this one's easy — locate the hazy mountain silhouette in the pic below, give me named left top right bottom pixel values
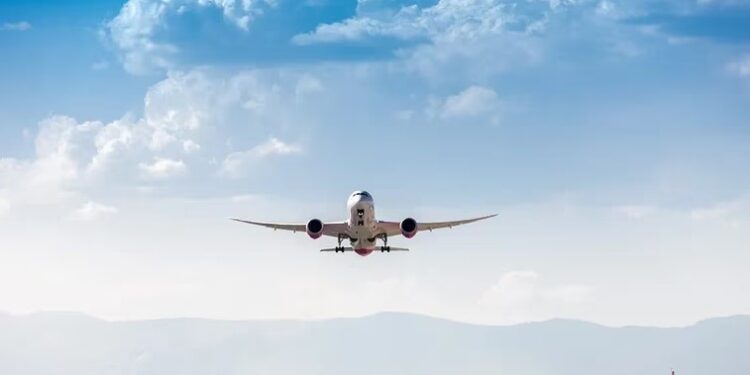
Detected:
left=0, top=312, right=747, bottom=374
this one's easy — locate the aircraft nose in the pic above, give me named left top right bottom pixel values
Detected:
left=349, top=191, right=373, bottom=205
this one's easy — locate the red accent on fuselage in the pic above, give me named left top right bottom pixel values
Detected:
left=355, top=248, right=373, bottom=256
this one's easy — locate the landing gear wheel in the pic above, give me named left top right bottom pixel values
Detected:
left=334, top=234, right=348, bottom=253
left=336, top=234, right=345, bottom=253
left=381, top=234, right=391, bottom=252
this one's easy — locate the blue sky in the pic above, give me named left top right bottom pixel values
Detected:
left=1, top=0, right=749, bottom=326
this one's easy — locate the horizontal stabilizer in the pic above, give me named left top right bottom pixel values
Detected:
left=376, top=246, right=409, bottom=252
left=319, top=247, right=410, bottom=253
left=320, top=247, right=354, bottom=252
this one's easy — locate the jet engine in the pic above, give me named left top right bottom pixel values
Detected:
left=306, top=219, right=324, bottom=239
left=400, top=217, right=417, bottom=238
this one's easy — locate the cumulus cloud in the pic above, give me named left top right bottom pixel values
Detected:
left=106, top=0, right=275, bottom=74
left=403, top=33, right=543, bottom=81
left=101, top=0, right=558, bottom=78
left=88, top=119, right=136, bottom=173
left=293, top=0, right=723, bottom=82
left=69, top=201, right=119, bottom=221
left=294, top=0, right=551, bottom=81
left=0, top=69, right=307, bottom=215
left=0, top=116, right=101, bottom=207
left=293, top=0, right=606, bottom=46
left=139, top=158, right=187, bottom=180
left=293, top=0, right=518, bottom=45
left=221, top=138, right=301, bottom=178
left=1, top=21, right=32, bottom=31
left=293, top=16, right=415, bottom=45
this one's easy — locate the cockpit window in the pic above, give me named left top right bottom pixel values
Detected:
left=353, top=191, right=371, bottom=198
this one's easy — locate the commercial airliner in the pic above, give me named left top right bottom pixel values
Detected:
left=232, top=190, right=496, bottom=256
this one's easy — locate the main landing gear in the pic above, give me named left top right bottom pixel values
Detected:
left=380, top=234, right=391, bottom=252
left=334, top=234, right=346, bottom=252
left=321, top=234, right=407, bottom=253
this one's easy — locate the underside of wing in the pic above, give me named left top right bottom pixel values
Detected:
left=231, top=219, right=349, bottom=238
left=378, top=214, right=497, bottom=237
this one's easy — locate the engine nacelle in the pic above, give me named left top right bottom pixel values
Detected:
left=400, top=217, right=417, bottom=239
left=306, top=219, right=324, bottom=239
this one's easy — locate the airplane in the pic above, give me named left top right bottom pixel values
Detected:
left=232, top=190, right=496, bottom=256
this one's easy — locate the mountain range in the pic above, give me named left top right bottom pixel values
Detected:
left=0, top=312, right=747, bottom=374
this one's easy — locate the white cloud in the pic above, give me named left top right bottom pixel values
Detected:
left=0, top=69, right=314, bottom=214
left=479, top=270, right=594, bottom=324
left=106, top=0, right=275, bottom=74
left=33, top=116, right=98, bottom=183
left=144, top=71, right=215, bottom=133
left=293, top=16, right=408, bottom=45
left=293, top=0, right=591, bottom=46
left=425, top=85, right=504, bottom=124
left=69, top=201, right=119, bottom=221
left=221, top=138, right=301, bottom=178
left=292, top=0, right=659, bottom=83
left=139, top=158, right=187, bottom=180
left=402, top=33, right=543, bottom=82
left=727, top=55, right=750, bottom=78
left=0, top=116, right=100, bottom=207
left=88, top=119, right=136, bottom=173
left=182, top=140, right=201, bottom=153
left=1, top=21, right=32, bottom=31
left=439, top=85, right=499, bottom=119
left=0, top=116, right=146, bottom=208
left=294, top=0, right=514, bottom=45
left=104, top=0, right=177, bottom=74
left=252, top=137, right=302, bottom=157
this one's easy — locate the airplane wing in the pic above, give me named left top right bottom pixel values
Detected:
left=231, top=219, right=349, bottom=238
left=377, top=214, right=497, bottom=237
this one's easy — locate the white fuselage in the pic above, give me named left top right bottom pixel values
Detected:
left=346, top=191, right=378, bottom=255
